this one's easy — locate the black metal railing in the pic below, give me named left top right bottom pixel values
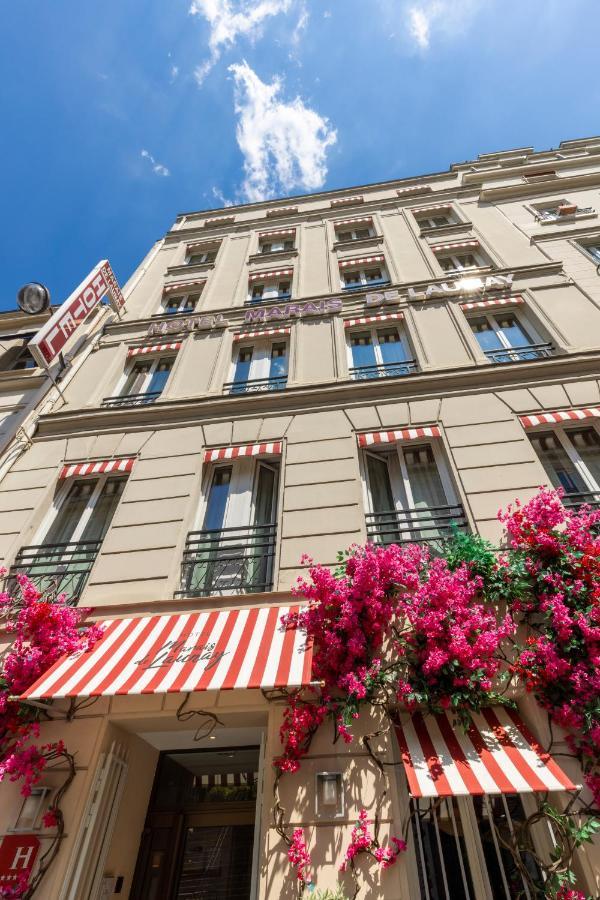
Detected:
left=562, top=491, right=600, bottom=511
left=537, top=206, right=593, bottom=222
left=176, top=523, right=277, bottom=597
left=484, top=343, right=554, bottom=364
left=224, top=376, right=288, bottom=394
left=6, top=541, right=102, bottom=604
left=365, top=504, right=468, bottom=552
left=350, top=360, right=418, bottom=380
left=102, top=391, right=162, bottom=408
left=245, top=293, right=291, bottom=306
left=343, top=280, right=390, bottom=291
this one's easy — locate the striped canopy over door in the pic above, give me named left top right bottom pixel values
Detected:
left=21, top=605, right=312, bottom=700
left=395, top=707, right=576, bottom=797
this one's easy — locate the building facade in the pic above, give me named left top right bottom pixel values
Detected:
left=1, top=136, right=600, bottom=898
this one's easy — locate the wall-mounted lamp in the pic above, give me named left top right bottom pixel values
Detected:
left=315, top=772, right=344, bottom=819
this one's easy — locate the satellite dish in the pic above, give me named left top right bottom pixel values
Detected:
left=17, top=282, right=51, bottom=315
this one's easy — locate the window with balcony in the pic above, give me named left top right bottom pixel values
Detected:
left=159, top=292, right=201, bottom=316
left=103, top=356, right=174, bottom=408
left=533, top=199, right=593, bottom=222
left=529, top=426, right=600, bottom=510
left=8, top=475, right=127, bottom=604
left=179, top=458, right=279, bottom=597
left=363, top=441, right=466, bottom=549
left=248, top=279, right=291, bottom=304
left=226, top=340, right=288, bottom=394
left=468, top=311, right=553, bottom=363
left=347, top=325, right=416, bottom=380
left=341, top=265, right=390, bottom=291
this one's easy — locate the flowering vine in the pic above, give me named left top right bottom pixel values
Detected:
left=0, top=573, right=101, bottom=898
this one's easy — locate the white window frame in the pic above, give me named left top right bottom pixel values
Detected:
left=334, top=224, right=375, bottom=242
left=33, top=474, right=126, bottom=547
left=533, top=423, right=600, bottom=494
left=415, top=211, right=455, bottom=229
left=186, top=248, right=217, bottom=265
left=436, top=248, right=488, bottom=273
left=114, top=354, right=175, bottom=398
left=258, top=237, right=295, bottom=254
left=230, top=339, right=288, bottom=386
left=578, top=241, right=600, bottom=264
left=362, top=440, right=457, bottom=517
left=467, top=309, right=540, bottom=353
left=346, top=324, right=411, bottom=372
left=196, top=457, right=280, bottom=533
left=247, top=278, right=292, bottom=303
left=158, top=292, right=201, bottom=315
left=340, top=264, right=390, bottom=290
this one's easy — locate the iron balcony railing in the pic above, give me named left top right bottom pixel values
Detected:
left=562, top=490, right=600, bottom=511
left=365, top=504, right=468, bottom=551
left=6, top=541, right=102, bottom=605
left=176, top=523, right=277, bottom=598
left=343, top=279, right=390, bottom=291
left=537, top=206, right=593, bottom=222
left=102, top=391, right=162, bottom=408
left=245, top=292, right=291, bottom=306
left=484, top=343, right=554, bottom=364
left=350, top=360, right=418, bottom=380
left=224, top=376, right=288, bottom=395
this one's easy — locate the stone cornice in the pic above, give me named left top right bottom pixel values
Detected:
left=480, top=171, right=600, bottom=202
left=34, top=349, right=600, bottom=441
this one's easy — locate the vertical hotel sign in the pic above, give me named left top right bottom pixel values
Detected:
left=28, top=260, right=125, bottom=368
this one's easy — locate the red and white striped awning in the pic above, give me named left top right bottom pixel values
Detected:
left=163, top=279, right=206, bottom=294
left=21, top=605, right=313, bottom=700
left=266, top=206, right=298, bottom=217
left=233, top=327, right=291, bottom=342
left=358, top=427, right=440, bottom=447
left=397, top=184, right=431, bottom=195
left=344, top=312, right=404, bottom=327
left=60, top=457, right=135, bottom=480
left=431, top=239, right=480, bottom=252
left=410, top=203, right=452, bottom=214
left=249, top=268, right=293, bottom=282
left=258, top=228, right=296, bottom=238
left=204, top=442, right=282, bottom=463
left=127, top=342, right=181, bottom=358
left=339, top=255, right=384, bottom=269
left=394, top=708, right=576, bottom=798
left=460, top=296, right=524, bottom=311
left=204, top=216, right=235, bottom=226
left=331, top=195, right=364, bottom=206
left=186, top=240, right=219, bottom=252
left=520, top=407, right=600, bottom=429
left=334, top=216, right=373, bottom=226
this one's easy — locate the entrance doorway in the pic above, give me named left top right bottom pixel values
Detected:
left=131, top=746, right=260, bottom=900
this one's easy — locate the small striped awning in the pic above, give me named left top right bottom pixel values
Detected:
left=258, top=228, right=296, bottom=238
left=520, top=407, right=600, bottom=429
left=339, top=254, right=384, bottom=269
left=249, top=268, right=293, bottom=282
left=233, top=327, right=291, bottom=341
left=186, top=240, right=219, bottom=252
left=395, top=708, right=576, bottom=798
left=60, top=458, right=135, bottom=479
left=204, top=441, right=282, bottom=463
left=460, top=296, right=524, bottom=311
left=359, top=427, right=440, bottom=447
left=164, top=279, right=206, bottom=294
left=431, top=239, right=480, bottom=252
left=21, top=605, right=313, bottom=700
left=204, top=216, right=235, bottom=226
left=331, top=195, right=364, bottom=206
left=397, top=184, right=431, bottom=195
left=128, top=342, right=181, bottom=358
left=334, top=216, right=373, bottom=226
left=410, top=203, right=452, bottom=214
left=266, top=206, right=298, bottom=217
left=345, top=312, right=404, bottom=328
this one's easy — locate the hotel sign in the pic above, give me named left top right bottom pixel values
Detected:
left=366, top=273, right=514, bottom=308
left=147, top=313, right=229, bottom=337
left=29, top=260, right=125, bottom=367
left=244, top=298, right=342, bottom=324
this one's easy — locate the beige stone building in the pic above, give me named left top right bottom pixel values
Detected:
left=1, top=135, right=600, bottom=898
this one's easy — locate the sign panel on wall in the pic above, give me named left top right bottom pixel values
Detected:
left=0, top=835, right=40, bottom=889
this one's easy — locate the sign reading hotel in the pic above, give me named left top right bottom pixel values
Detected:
left=366, top=273, right=514, bottom=307
left=244, top=298, right=342, bottom=325
left=29, top=260, right=125, bottom=367
left=147, top=313, right=229, bottom=338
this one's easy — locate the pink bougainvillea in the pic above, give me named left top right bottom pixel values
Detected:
left=340, top=809, right=406, bottom=872
left=288, top=828, right=311, bottom=886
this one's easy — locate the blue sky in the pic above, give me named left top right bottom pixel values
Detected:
left=1, top=0, right=599, bottom=311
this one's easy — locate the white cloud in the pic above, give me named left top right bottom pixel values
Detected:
left=291, top=2, right=309, bottom=45
left=402, top=0, right=483, bottom=50
left=190, top=0, right=293, bottom=84
left=212, top=186, right=234, bottom=207
left=408, top=6, right=433, bottom=48
left=141, top=149, right=170, bottom=177
left=170, top=64, right=179, bottom=82
left=229, top=61, right=337, bottom=203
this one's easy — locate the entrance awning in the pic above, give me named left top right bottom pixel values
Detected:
left=394, top=707, right=576, bottom=797
left=21, top=605, right=312, bottom=701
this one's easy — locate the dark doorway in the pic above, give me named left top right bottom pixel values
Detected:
left=131, top=746, right=260, bottom=900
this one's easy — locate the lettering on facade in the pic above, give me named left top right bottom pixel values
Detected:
left=0, top=835, right=40, bottom=887
left=244, top=298, right=342, bottom=325
left=147, top=313, right=229, bottom=338
left=135, top=639, right=229, bottom=672
left=365, top=274, right=515, bottom=308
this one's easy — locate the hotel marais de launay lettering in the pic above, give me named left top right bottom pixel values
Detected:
left=147, top=274, right=516, bottom=338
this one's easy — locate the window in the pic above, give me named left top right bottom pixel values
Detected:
left=414, top=209, right=456, bottom=229
left=10, top=347, right=37, bottom=370
left=579, top=242, right=600, bottom=264
left=258, top=236, right=295, bottom=254
left=530, top=426, right=600, bottom=508
left=10, top=475, right=127, bottom=603
left=160, top=292, right=201, bottom=315
left=533, top=199, right=593, bottom=222
left=348, top=326, right=416, bottom=379
left=104, top=356, right=174, bottom=407
left=0, top=333, right=37, bottom=372
left=334, top=222, right=374, bottom=242
left=227, top=340, right=288, bottom=394
left=181, top=458, right=280, bottom=596
left=436, top=249, right=487, bottom=273
left=363, top=441, right=465, bottom=546
left=248, top=279, right=291, bottom=304
left=341, top=265, right=389, bottom=290
left=468, top=311, right=552, bottom=363
left=187, top=249, right=217, bottom=265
